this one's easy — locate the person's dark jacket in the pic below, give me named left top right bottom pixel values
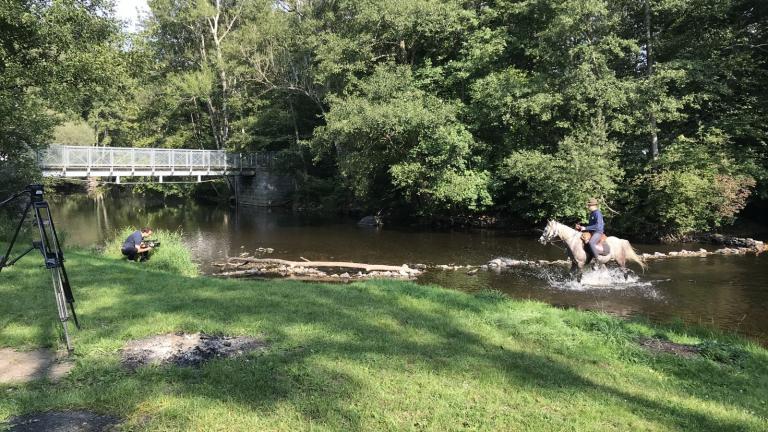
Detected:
left=122, top=230, right=143, bottom=252
left=582, top=210, right=605, bottom=233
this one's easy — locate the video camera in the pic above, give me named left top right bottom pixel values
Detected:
left=141, top=239, right=161, bottom=248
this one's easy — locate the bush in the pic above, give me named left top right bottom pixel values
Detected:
left=626, top=129, right=756, bottom=239
left=497, top=117, right=623, bottom=221
left=698, top=340, right=748, bottom=365
left=104, top=228, right=198, bottom=277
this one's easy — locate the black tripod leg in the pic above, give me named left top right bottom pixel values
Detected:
left=0, top=201, right=31, bottom=270
left=46, top=207, right=80, bottom=329
left=59, top=264, right=80, bottom=329
left=50, top=267, right=73, bottom=352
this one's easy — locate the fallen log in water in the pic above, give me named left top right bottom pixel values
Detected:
left=215, top=256, right=421, bottom=280
left=225, top=257, right=415, bottom=273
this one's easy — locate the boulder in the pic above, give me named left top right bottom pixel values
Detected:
left=357, top=216, right=383, bottom=227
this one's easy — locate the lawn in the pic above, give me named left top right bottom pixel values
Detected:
left=1, top=250, right=767, bottom=431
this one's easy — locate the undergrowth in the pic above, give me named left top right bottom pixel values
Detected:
left=103, top=228, right=198, bottom=277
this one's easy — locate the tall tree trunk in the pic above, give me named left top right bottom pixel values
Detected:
left=288, top=96, right=308, bottom=183
left=208, top=0, right=235, bottom=149
left=205, top=97, right=221, bottom=149
left=645, top=0, right=659, bottom=160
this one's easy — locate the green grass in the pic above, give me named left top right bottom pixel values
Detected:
left=1, top=251, right=767, bottom=431
left=103, top=228, right=198, bottom=277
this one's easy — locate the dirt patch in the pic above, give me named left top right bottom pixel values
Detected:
left=120, top=333, right=266, bottom=370
left=0, top=348, right=74, bottom=384
left=639, top=338, right=700, bottom=358
left=4, top=411, right=120, bottom=432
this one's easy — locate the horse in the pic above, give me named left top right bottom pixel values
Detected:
left=538, top=220, right=646, bottom=281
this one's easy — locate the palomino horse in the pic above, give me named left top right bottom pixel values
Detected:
left=538, top=220, right=645, bottom=281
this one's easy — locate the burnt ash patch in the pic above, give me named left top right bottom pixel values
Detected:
left=5, top=411, right=120, bottom=432
left=120, top=333, right=266, bottom=370
left=639, top=338, right=700, bottom=358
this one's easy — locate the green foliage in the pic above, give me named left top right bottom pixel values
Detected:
left=313, top=66, right=491, bottom=213
left=698, top=339, right=749, bottom=365
left=498, top=118, right=623, bottom=220
left=53, top=120, right=97, bottom=145
left=0, top=0, right=124, bottom=198
left=131, top=181, right=198, bottom=199
left=473, top=288, right=508, bottom=303
left=103, top=228, right=198, bottom=277
left=629, top=129, right=757, bottom=237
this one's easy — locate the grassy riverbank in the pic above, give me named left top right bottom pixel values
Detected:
left=1, top=250, right=767, bottom=431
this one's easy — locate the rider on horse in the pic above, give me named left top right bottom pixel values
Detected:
left=576, top=198, right=604, bottom=258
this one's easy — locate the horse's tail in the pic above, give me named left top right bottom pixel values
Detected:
left=623, top=240, right=646, bottom=272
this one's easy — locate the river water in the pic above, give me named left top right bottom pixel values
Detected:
left=51, top=194, right=768, bottom=344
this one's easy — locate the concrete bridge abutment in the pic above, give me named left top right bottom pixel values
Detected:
left=232, top=170, right=294, bottom=207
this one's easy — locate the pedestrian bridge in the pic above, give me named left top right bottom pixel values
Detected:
left=40, top=144, right=274, bottom=183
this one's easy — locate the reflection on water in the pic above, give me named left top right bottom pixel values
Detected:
left=51, top=194, right=768, bottom=344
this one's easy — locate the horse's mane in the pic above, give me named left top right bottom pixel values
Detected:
left=551, top=220, right=578, bottom=238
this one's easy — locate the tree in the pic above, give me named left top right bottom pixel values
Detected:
left=312, top=66, right=491, bottom=213
left=0, top=0, right=122, bottom=197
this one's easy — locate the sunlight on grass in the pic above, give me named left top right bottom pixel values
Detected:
left=0, top=250, right=766, bottom=431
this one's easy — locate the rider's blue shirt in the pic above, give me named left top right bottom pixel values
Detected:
left=582, top=210, right=604, bottom=233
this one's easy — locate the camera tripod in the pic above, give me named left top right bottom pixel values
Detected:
left=0, top=184, right=80, bottom=351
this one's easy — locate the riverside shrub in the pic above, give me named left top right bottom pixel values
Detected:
left=629, top=130, right=756, bottom=239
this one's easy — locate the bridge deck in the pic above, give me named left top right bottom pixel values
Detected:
left=40, top=145, right=272, bottom=179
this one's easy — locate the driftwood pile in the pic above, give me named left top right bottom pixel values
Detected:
left=215, top=256, right=422, bottom=280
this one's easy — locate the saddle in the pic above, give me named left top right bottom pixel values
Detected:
left=581, top=232, right=611, bottom=256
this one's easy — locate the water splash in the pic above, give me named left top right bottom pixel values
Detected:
left=537, top=267, right=655, bottom=292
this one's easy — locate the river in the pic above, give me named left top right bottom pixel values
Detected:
left=51, top=194, right=768, bottom=344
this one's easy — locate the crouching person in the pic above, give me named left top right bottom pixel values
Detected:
left=121, top=227, right=154, bottom=262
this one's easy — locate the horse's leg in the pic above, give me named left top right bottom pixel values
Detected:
left=584, top=254, right=593, bottom=270
left=576, top=261, right=585, bottom=283
left=569, top=262, right=580, bottom=280
left=615, top=248, right=628, bottom=280
left=597, top=257, right=607, bottom=272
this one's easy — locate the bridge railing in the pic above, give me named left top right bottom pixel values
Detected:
left=41, top=144, right=274, bottom=172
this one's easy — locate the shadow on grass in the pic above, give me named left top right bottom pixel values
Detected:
left=564, top=309, right=768, bottom=418
left=1, top=252, right=767, bottom=430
